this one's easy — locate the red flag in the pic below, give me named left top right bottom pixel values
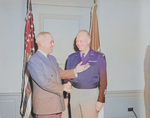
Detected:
left=20, top=0, right=36, bottom=117
left=89, top=4, right=100, bottom=51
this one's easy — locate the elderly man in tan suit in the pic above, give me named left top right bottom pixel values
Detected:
left=28, top=32, right=90, bottom=118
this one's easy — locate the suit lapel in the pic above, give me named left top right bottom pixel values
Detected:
left=48, top=55, right=60, bottom=82
left=74, top=50, right=95, bottom=65
left=81, top=49, right=95, bottom=65
left=76, top=51, right=82, bottom=62
left=37, top=51, right=59, bottom=81
left=87, top=49, right=95, bottom=60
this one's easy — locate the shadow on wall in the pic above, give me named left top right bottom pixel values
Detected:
left=144, top=45, right=150, bottom=118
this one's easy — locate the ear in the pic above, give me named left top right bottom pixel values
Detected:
left=40, top=40, right=45, bottom=47
left=87, top=39, right=91, bottom=44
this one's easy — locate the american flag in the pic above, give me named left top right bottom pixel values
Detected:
left=20, top=0, right=36, bottom=117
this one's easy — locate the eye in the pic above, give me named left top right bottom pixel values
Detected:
left=76, top=40, right=79, bottom=43
left=50, top=41, right=54, bottom=43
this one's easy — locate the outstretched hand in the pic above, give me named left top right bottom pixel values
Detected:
left=75, top=61, right=90, bottom=73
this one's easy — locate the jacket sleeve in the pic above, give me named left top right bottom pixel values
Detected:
left=66, top=56, right=72, bottom=70
left=60, top=68, right=76, bottom=79
left=97, top=54, right=107, bottom=103
left=60, top=56, right=75, bottom=83
left=27, top=57, right=64, bottom=96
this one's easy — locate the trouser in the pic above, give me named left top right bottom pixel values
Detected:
left=70, top=86, right=99, bottom=118
left=34, top=113, right=62, bottom=118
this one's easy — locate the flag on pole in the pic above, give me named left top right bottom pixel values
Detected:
left=89, top=2, right=104, bottom=118
left=89, top=3, right=100, bottom=51
left=20, top=0, right=36, bottom=117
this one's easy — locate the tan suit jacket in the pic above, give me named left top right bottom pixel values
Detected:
left=28, top=51, right=75, bottom=115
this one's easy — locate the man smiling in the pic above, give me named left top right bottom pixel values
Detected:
left=66, top=30, right=107, bottom=118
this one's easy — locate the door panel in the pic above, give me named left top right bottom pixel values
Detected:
left=32, top=3, right=91, bottom=68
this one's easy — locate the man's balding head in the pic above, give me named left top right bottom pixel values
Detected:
left=76, top=30, right=91, bottom=53
left=36, top=32, right=51, bottom=44
left=76, top=30, right=91, bottom=40
left=35, top=32, right=54, bottom=54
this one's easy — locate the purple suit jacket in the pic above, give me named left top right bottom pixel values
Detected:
left=66, top=49, right=107, bottom=103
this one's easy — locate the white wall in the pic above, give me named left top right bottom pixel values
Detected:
left=0, top=0, right=25, bottom=93
left=141, top=0, right=150, bottom=58
left=0, top=0, right=148, bottom=97
left=0, top=0, right=25, bottom=117
left=97, top=0, right=144, bottom=91
left=96, top=0, right=149, bottom=117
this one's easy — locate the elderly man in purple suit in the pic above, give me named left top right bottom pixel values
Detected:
left=27, top=32, right=90, bottom=118
left=66, top=30, right=107, bottom=118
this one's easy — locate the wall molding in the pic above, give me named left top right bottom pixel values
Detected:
left=32, top=0, right=93, bottom=8
left=0, top=93, right=21, bottom=96
left=0, top=93, right=21, bottom=118
left=39, top=14, right=82, bottom=32
left=106, top=90, right=144, bottom=98
left=0, top=89, right=143, bottom=97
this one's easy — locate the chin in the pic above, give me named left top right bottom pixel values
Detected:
left=79, top=48, right=83, bottom=51
left=49, top=50, right=52, bottom=53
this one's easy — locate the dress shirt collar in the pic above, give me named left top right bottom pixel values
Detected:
left=80, top=48, right=90, bottom=57
left=38, top=49, right=47, bottom=58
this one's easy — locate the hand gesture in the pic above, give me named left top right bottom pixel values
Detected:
left=75, top=61, right=90, bottom=73
left=63, top=82, right=72, bottom=93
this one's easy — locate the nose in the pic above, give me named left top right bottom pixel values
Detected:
left=52, top=42, right=55, bottom=47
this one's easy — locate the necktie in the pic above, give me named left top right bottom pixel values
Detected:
left=47, top=54, right=50, bottom=59
left=81, top=53, right=85, bottom=61
left=47, top=54, right=51, bottom=61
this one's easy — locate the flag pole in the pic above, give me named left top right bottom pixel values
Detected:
left=20, top=0, right=36, bottom=117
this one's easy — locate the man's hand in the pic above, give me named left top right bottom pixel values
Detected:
left=75, top=61, right=90, bottom=73
left=95, top=102, right=103, bottom=112
left=63, top=82, right=72, bottom=93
